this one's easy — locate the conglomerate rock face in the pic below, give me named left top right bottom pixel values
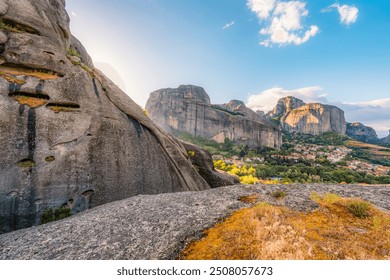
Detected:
left=146, top=85, right=282, bottom=149
left=267, top=96, right=347, bottom=135
left=0, top=0, right=211, bottom=233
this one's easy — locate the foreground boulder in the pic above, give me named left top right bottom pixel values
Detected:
left=181, top=141, right=240, bottom=188
left=0, top=184, right=388, bottom=260
left=146, top=85, right=282, bottom=148
left=0, top=0, right=210, bottom=233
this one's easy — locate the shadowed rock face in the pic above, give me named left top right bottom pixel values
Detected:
left=346, top=122, right=379, bottom=143
left=380, top=131, right=390, bottom=145
left=181, top=141, right=240, bottom=188
left=0, top=0, right=210, bottom=233
left=146, top=85, right=282, bottom=149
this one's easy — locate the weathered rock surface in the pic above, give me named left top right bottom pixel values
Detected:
left=0, top=184, right=388, bottom=260
left=346, top=122, right=379, bottom=143
left=0, top=0, right=210, bottom=233
left=146, top=85, right=282, bottom=148
left=281, top=103, right=347, bottom=135
left=181, top=141, right=240, bottom=188
left=267, top=96, right=347, bottom=135
left=267, top=96, right=305, bottom=118
left=379, top=131, right=390, bottom=145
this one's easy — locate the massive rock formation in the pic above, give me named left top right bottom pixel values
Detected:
left=346, top=122, right=379, bottom=143
left=0, top=0, right=212, bottom=233
left=267, top=96, right=347, bottom=135
left=267, top=96, right=305, bottom=119
left=145, top=85, right=282, bottom=148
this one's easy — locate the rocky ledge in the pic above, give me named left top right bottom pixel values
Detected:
left=0, top=184, right=389, bottom=260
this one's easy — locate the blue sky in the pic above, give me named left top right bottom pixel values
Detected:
left=66, top=0, right=390, bottom=137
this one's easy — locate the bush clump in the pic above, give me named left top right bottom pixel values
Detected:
left=347, top=201, right=371, bottom=218
left=271, top=190, right=287, bottom=199
left=41, top=205, right=71, bottom=224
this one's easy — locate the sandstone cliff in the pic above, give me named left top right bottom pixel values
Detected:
left=268, top=96, right=347, bottom=135
left=267, top=96, right=305, bottom=118
left=346, top=122, right=379, bottom=143
left=146, top=85, right=282, bottom=148
left=0, top=0, right=213, bottom=233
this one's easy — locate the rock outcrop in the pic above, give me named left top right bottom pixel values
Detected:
left=181, top=141, right=240, bottom=188
left=267, top=96, right=347, bottom=135
left=0, top=183, right=388, bottom=260
left=380, top=131, right=390, bottom=145
left=145, top=85, right=282, bottom=148
left=267, top=96, right=305, bottom=118
left=346, top=122, right=379, bottom=143
left=0, top=0, right=211, bottom=233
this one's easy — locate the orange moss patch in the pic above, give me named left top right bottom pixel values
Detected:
left=17, top=159, right=35, bottom=168
left=0, top=71, right=26, bottom=85
left=0, top=65, right=60, bottom=80
left=238, top=195, right=258, bottom=204
left=46, top=103, right=80, bottom=113
left=10, top=93, right=49, bottom=108
left=180, top=195, right=389, bottom=260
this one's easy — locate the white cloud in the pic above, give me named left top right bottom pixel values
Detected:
left=343, top=98, right=390, bottom=109
left=246, top=86, right=328, bottom=112
left=71, top=11, right=78, bottom=17
left=247, top=0, right=319, bottom=47
left=222, top=21, right=235, bottom=30
left=247, top=0, right=277, bottom=20
left=322, top=3, right=359, bottom=26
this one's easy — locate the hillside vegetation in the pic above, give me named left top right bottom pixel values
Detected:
left=176, top=131, right=390, bottom=184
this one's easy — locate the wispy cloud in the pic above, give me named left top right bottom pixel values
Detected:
left=222, top=21, right=235, bottom=30
left=338, top=99, right=390, bottom=137
left=322, top=3, right=359, bottom=26
left=71, top=11, right=78, bottom=17
left=247, top=0, right=319, bottom=47
left=246, top=86, right=328, bottom=112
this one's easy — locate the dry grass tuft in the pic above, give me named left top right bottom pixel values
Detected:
left=46, top=104, right=79, bottom=113
left=238, top=195, right=258, bottom=204
left=180, top=195, right=390, bottom=260
left=271, top=190, right=287, bottom=199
